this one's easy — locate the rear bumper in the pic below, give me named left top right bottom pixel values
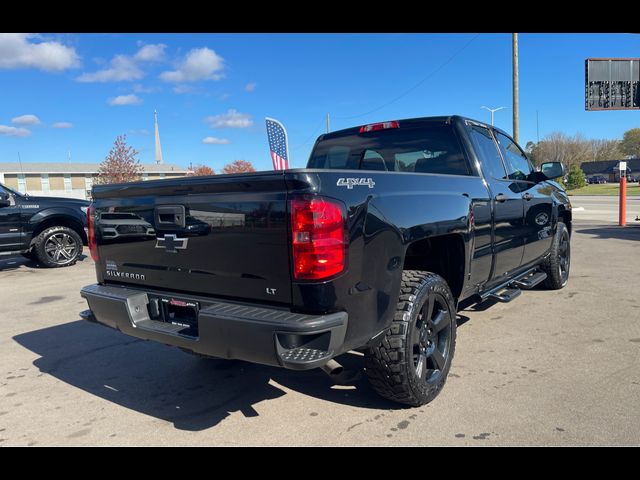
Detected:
left=80, top=283, right=348, bottom=370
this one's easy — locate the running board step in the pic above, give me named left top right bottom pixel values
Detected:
left=488, top=288, right=521, bottom=303
left=279, top=347, right=331, bottom=364
left=511, top=271, right=547, bottom=290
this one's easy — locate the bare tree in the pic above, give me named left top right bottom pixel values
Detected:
left=222, top=160, right=256, bottom=174
left=95, top=135, right=143, bottom=184
left=587, top=138, right=622, bottom=162
left=528, top=132, right=622, bottom=169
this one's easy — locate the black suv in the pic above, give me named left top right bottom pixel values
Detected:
left=0, top=183, right=89, bottom=267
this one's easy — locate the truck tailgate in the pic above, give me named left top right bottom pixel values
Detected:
left=91, top=173, right=291, bottom=305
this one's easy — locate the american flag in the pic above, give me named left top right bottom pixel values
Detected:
left=265, top=117, right=289, bottom=170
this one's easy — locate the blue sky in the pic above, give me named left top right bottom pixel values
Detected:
left=1, top=33, right=639, bottom=171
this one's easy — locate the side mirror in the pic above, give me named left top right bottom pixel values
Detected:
left=539, top=161, right=566, bottom=181
left=0, top=192, right=11, bottom=208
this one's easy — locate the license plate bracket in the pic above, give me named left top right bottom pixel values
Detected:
left=157, top=297, right=199, bottom=337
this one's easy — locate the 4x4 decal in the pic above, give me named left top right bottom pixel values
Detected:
left=336, top=177, right=375, bottom=189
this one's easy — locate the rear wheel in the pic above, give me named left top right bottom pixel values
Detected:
left=33, top=226, right=83, bottom=268
left=364, top=271, right=457, bottom=406
left=540, top=221, right=570, bottom=289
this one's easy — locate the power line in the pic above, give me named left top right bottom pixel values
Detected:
left=290, top=116, right=326, bottom=151
left=333, top=34, right=481, bottom=121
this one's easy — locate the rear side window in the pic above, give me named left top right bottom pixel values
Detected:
left=468, top=124, right=507, bottom=180
left=307, top=124, right=471, bottom=175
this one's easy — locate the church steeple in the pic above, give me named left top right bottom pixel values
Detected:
left=154, top=110, right=163, bottom=165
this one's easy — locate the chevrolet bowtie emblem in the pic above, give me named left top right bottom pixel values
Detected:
left=155, top=234, right=188, bottom=253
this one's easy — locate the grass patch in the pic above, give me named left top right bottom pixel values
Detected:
left=567, top=182, right=640, bottom=196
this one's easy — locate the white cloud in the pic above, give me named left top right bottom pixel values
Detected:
left=134, top=44, right=166, bottom=62
left=77, top=43, right=167, bottom=83
left=129, top=128, right=149, bottom=136
left=11, top=114, right=41, bottom=126
left=77, top=55, right=142, bottom=83
left=0, top=125, right=31, bottom=137
left=202, top=136, right=230, bottom=145
left=52, top=122, right=73, bottom=129
left=206, top=109, right=253, bottom=129
left=0, top=33, right=79, bottom=72
left=173, top=84, right=197, bottom=94
left=108, top=94, right=143, bottom=106
left=132, top=84, right=159, bottom=93
left=245, top=82, right=257, bottom=92
left=160, top=47, right=224, bottom=83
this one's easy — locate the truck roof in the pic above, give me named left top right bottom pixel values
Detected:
left=315, top=115, right=499, bottom=142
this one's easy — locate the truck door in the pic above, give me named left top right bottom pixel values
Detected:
left=466, top=124, right=524, bottom=282
left=494, top=132, right=554, bottom=266
left=0, top=186, right=23, bottom=252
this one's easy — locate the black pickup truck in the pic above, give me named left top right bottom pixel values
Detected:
left=80, top=116, right=571, bottom=406
left=0, top=183, right=88, bottom=267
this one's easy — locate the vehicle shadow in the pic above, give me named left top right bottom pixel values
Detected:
left=0, top=254, right=88, bottom=272
left=14, top=314, right=473, bottom=431
left=575, top=224, right=640, bottom=241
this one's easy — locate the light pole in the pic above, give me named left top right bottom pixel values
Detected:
left=480, top=106, right=506, bottom=126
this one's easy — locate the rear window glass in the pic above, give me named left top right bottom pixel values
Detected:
left=307, top=124, right=471, bottom=175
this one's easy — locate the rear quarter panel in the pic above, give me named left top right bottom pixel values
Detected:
left=285, top=169, right=489, bottom=351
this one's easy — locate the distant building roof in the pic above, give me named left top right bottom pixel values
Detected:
left=580, top=159, right=640, bottom=175
left=0, top=162, right=187, bottom=174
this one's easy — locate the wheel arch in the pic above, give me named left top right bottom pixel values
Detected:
left=29, top=213, right=87, bottom=246
left=402, top=233, right=466, bottom=301
left=558, top=205, right=572, bottom=235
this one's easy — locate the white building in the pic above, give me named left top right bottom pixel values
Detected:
left=0, top=162, right=188, bottom=200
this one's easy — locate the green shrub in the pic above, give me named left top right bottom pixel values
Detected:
left=566, top=165, right=586, bottom=190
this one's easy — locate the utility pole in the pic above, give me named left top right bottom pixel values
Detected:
left=326, top=113, right=330, bottom=133
left=481, top=106, right=506, bottom=126
left=512, top=33, right=519, bottom=143
left=536, top=110, right=539, bottom=143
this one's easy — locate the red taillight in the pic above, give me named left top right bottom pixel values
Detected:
left=359, top=121, right=399, bottom=133
left=290, top=196, right=346, bottom=280
left=87, top=204, right=99, bottom=262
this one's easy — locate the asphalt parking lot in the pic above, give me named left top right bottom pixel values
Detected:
left=1, top=207, right=639, bottom=445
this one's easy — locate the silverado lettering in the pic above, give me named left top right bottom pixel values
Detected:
left=105, top=270, right=146, bottom=280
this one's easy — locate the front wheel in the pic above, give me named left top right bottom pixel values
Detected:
left=540, top=221, right=570, bottom=289
left=33, top=226, right=83, bottom=268
left=364, top=271, right=457, bottom=407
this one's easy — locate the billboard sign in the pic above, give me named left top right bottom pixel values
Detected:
left=585, top=58, right=640, bottom=110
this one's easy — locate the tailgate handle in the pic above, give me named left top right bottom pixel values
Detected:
left=154, top=205, right=186, bottom=229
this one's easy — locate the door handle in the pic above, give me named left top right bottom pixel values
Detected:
left=522, top=193, right=533, bottom=201
left=495, top=193, right=507, bottom=203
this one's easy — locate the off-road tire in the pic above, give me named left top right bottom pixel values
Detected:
left=33, top=226, right=83, bottom=268
left=540, top=221, right=570, bottom=290
left=364, top=270, right=457, bottom=406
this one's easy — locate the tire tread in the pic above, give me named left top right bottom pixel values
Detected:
left=364, top=270, right=457, bottom=406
